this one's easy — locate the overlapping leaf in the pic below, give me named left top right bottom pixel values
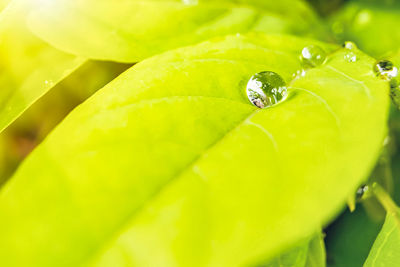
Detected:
left=27, top=0, right=328, bottom=62
left=364, top=211, right=400, bottom=267
left=0, top=0, right=85, bottom=133
left=0, top=33, right=389, bottom=266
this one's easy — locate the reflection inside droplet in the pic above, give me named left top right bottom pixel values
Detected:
left=246, top=71, right=287, bottom=109
left=374, top=60, right=398, bottom=80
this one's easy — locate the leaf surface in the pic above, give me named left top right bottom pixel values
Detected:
left=0, top=33, right=389, bottom=266
left=27, top=0, right=327, bottom=62
left=364, top=211, right=400, bottom=267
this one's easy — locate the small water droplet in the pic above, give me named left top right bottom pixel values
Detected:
left=356, top=184, right=369, bottom=200
left=343, top=41, right=357, bottom=50
left=344, top=52, right=357, bottom=62
left=292, top=69, right=306, bottom=79
left=374, top=60, right=398, bottom=80
left=300, top=45, right=327, bottom=68
left=246, top=71, right=287, bottom=109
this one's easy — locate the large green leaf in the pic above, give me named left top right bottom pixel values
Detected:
left=0, top=33, right=388, bottom=266
left=0, top=0, right=85, bottom=133
left=330, top=1, right=400, bottom=58
left=27, top=0, right=328, bottom=62
left=364, top=211, right=400, bottom=267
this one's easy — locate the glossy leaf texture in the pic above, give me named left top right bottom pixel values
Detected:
left=364, top=211, right=400, bottom=267
left=27, top=0, right=328, bottom=62
left=330, top=1, right=400, bottom=58
left=0, top=33, right=389, bottom=266
left=0, top=0, right=85, bottom=133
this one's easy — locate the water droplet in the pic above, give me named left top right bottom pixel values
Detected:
left=344, top=52, right=357, bottom=62
left=343, top=41, right=357, bottom=50
left=356, top=184, right=369, bottom=200
left=300, top=45, right=327, bottom=68
left=246, top=71, right=287, bottom=109
left=374, top=60, right=398, bottom=80
left=292, top=69, right=306, bottom=79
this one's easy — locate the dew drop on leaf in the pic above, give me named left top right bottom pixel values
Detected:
left=246, top=71, right=287, bottom=109
left=356, top=184, right=369, bottom=200
left=344, top=52, right=357, bottom=63
left=374, top=60, right=399, bottom=80
left=343, top=41, right=357, bottom=50
left=300, top=45, right=327, bottom=68
left=292, top=69, right=306, bottom=80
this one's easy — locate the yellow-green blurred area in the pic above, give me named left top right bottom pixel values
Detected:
left=0, top=60, right=131, bottom=184
left=0, top=1, right=130, bottom=184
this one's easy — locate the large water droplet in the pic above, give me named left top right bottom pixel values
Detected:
left=300, top=45, right=326, bottom=68
left=246, top=71, right=287, bottom=109
left=374, top=60, right=398, bottom=80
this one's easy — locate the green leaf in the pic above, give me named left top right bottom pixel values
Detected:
left=256, top=232, right=325, bottom=267
left=364, top=211, right=400, bottom=267
left=330, top=1, right=400, bottom=58
left=0, top=33, right=388, bottom=266
left=27, top=0, right=328, bottom=62
left=325, top=207, right=383, bottom=267
left=0, top=0, right=85, bottom=133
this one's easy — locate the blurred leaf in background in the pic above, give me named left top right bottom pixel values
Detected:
left=0, top=60, right=131, bottom=185
left=27, top=0, right=330, bottom=62
left=329, top=0, right=400, bottom=58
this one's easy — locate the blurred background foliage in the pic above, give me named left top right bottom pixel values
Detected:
left=1, top=0, right=400, bottom=266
